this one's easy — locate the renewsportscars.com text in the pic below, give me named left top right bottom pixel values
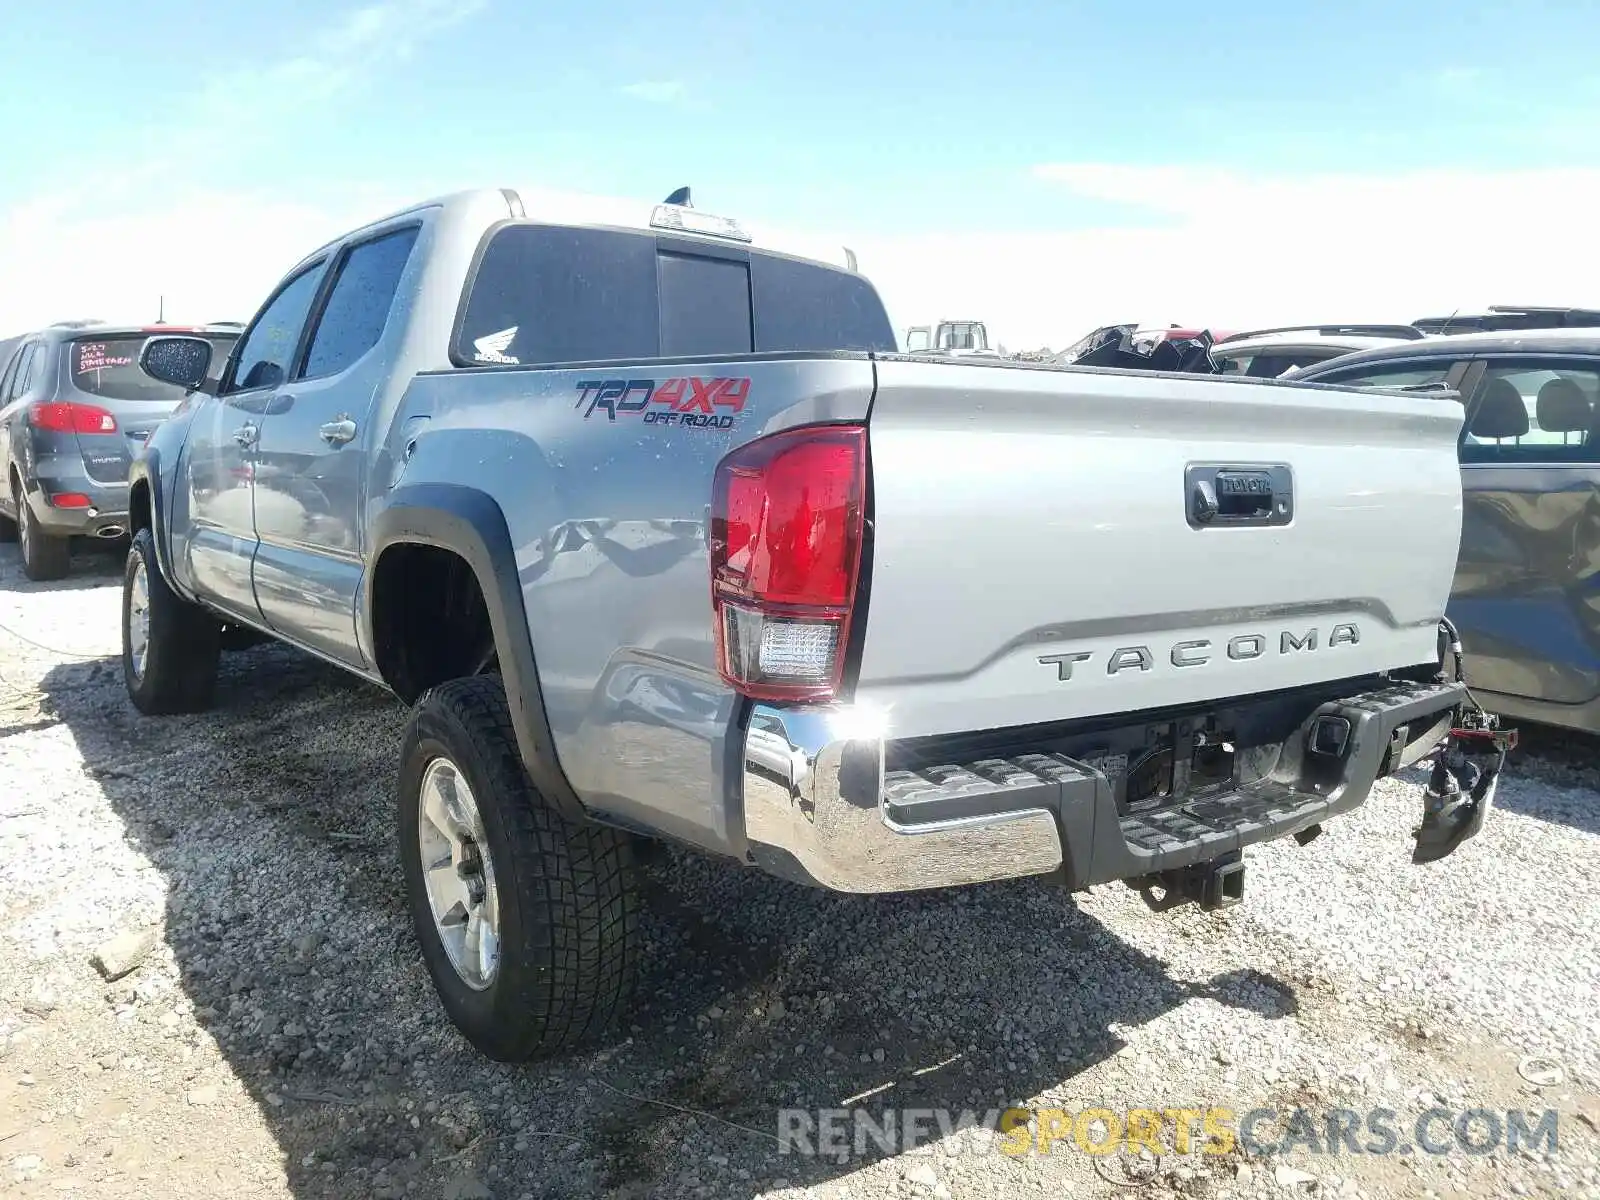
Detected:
left=776, top=1105, right=1561, bottom=1162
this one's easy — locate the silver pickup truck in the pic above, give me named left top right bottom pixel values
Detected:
left=122, top=187, right=1505, bottom=1062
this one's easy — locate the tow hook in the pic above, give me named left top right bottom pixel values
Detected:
left=1134, top=851, right=1245, bottom=913
left=1412, top=709, right=1516, bottom=864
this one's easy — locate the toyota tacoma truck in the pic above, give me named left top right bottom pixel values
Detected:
left=122, top=186, right=1507, bottom=1062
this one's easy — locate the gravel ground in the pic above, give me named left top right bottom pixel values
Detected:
left=1, top=542, right=1598, bottom=1200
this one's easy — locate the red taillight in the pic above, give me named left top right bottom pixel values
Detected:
left=48, top=493, right=91, bottom=509
left=710, top=424, right=867, bottom=702
left=29, top=402, right=118, bottom=435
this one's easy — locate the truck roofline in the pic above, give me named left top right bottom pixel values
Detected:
left=288, top=187, right=860, bottom=282
left=291, top=188, right=517, bottom=273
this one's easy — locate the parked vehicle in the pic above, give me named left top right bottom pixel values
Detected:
left=1411, top=304, right=1600, bottom=336
left=1054, top=324, right=1221, bottom=372
left=124, top=186, right=1499, bottom=1062
left=902, top=319, right=999, bottom=356
left=1296, top=328, right=1600, bottom=734
left=1055, top=323, right=1234, bottom=367
left=0, top=321, right=239, bottom=579
left=1129, top=324, right=1234, bottom=352
left=1211, top=324, right=1428, bottom=378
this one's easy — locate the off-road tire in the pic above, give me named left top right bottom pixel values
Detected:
left=400, top=675, right=641, bottom=1062
left=16, top=484, right=70, bottom=581
left=122, top=527, right=221, bottom=715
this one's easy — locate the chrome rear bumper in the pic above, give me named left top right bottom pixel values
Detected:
left=741, top=704, right=1064, bottom=893
left=740, top=678, right=1468, bottom=895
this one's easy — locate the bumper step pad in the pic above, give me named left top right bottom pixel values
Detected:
left=878, top=677, right=1468, bottom=888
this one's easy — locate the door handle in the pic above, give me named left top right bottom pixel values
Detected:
left=319, top=417, right=357, bottom=445
left=232, top=423, right=258, bottom=448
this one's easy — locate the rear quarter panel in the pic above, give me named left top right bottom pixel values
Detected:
left=383, top=355, right=874, bottom=855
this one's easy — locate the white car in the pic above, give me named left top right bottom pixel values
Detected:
left=1210, top=324, right=1429, bottom=378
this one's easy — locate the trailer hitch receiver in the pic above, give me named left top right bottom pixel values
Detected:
left=1135, top=851, right=1245, bottom=912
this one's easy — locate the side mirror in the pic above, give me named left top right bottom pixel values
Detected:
left=139, top=335, right=213, bottom=392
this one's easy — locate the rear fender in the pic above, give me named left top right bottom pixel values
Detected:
left=128, top=449, right=186, bottom=599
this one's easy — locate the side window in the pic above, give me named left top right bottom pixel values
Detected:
left=225, top=264, right=326, bottom=395
left=300, top=226, right=420, bottom=380
left=8, top=343, right=40, bottom=400
left=1244, top=349, right=1345, bottom=378
left=0, top=345, right=22, bottom=401
left=22, top=342, right=51, bottom=394
left=1461, top=361, right=1600, bottom=464
left=1313, top=361, right=1456, bottom=390
left=1246, top=354, right=1298, bottom=378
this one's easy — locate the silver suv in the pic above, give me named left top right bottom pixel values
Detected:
left=0, top=321, right=238, bottom=580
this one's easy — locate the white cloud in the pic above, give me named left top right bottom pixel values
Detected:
left=845, top=164, right=1600, bottom=350
left=502, top=165, right=1600, bottom=353
left=620, top=80, right=686, bottom=104
left=0, top=188, right=405, bottom=330
left=11, top=51, right=1600, bottom=363
left=189, top=0, right=486, bottom=130
left=0, top=0, right=484, bottom=334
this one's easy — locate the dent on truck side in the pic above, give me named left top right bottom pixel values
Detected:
left=379, top=356, right=877, bottom=860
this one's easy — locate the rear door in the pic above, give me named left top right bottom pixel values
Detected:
left=181, top=263, right=328, bottom=620
left=1446, top=356, right=1600, bottom=711
left=251, top=222, right=420, bottom=666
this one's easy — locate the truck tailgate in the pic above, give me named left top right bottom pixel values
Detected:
left=856, top=359, right=1464, bottom=738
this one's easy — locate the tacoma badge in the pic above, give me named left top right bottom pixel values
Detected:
left=1039, top=623, right=1361, bottom=680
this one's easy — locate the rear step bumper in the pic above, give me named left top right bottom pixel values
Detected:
left=741, top=678, right=1468, bottom=894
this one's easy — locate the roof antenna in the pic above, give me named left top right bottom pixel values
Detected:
left=843, top=246, right=858, bottom=272
left=663, top=186, right=692, bottom=208
left=1438, top=307, right=1459, bottom=336
left=157, top=295, right=165, bottom=325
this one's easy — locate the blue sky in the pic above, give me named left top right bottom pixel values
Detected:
left=4, top=0, right=1600, bottom=344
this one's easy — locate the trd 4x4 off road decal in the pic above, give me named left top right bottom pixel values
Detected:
left=575, top=376, right=750, bottom=428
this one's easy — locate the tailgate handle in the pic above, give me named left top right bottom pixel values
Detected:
left=1186, top=464, right=1293, bottom=529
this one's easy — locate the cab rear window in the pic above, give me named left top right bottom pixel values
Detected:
left=71, top=334, right=237, bottom=402
left=453, top=222, right=895, bottom=368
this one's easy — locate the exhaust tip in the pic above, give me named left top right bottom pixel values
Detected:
left=95, top=525, right=126, bottom=539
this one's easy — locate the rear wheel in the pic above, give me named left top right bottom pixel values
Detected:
left=15, top=483, right=70, bottom=581
left=399, top=675, right=641, bottom=1061
left=122, top=528, right=221, bottom=715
